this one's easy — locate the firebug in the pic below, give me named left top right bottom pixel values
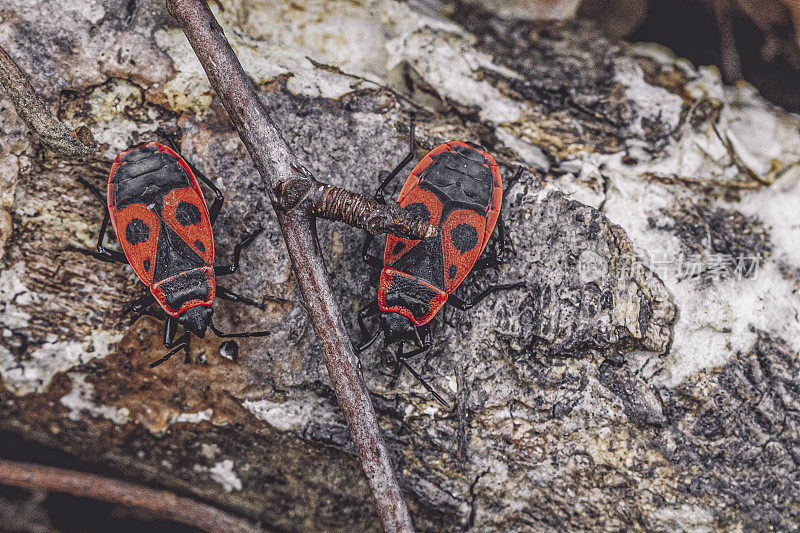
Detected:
left=80, top=136, right=270, bottom=367
left=356, top=116, right=525, bottom=407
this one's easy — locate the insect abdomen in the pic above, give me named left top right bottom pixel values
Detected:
left=151, top=265, right=216, bottom=317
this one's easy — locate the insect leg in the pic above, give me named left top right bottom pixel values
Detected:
left=156, top=127, right=181, bottom=153
left=358, top=300, right=380, bottom=338
left=149, top=316, right=190, bottom=368
left=94, top=210, right=129, bottom=263
left=473, top=216, right=506, bottom=271
left=77, top=178, right=128, bottom=263
left=374, top=112, right=416, bottom=204
left=149, top=338, right=190, bottom=368
left=354, top=300, right=381, bottom=352
left=472, top=165, right=521, bottom=270
left=77, top=177, right=105, bottom=204
left=192, top=165, right=224, bottom=226
left=122, top=294, right=156, bottom=315
left=361, top=233, right=381, bottom=269
left=216, top=285, right=266, bottom=310
left=209, top=322, right=270, bottom=339
left=491, top=165, right=525, bottom=257
left=355, top=328, right=381, bottom=354
left=395, top=344, right=451, bottom=409
left=447, top=282, right=527, bottom=311
left=495, top=214, right=507, bottom=264
left=215, top=227, right=264, bottom=276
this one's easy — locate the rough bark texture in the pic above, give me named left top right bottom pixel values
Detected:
left=1, top=1, right=799, bottom=531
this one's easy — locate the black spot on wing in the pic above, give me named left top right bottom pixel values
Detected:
left=125, top=218, right=149, bottom=245
left=176, top=201, right=202, bottom=226
left=385, top=274, right=437, bottom=320
left=448, top=264, right=457, bottom=279
left=392, top=241, right=406, bottom=255
left=143, top=258, right=151, bottom=272
left=152, top=221, right=205, bottom=283
left=451, top=223, right=478, bottom=254
left=195, top=240, right=205, bottom=252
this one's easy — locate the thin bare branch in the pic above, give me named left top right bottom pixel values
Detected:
left=164, top=1, right=415, bottom=532
left=0, top=459, right=266, bottom=533
left=305, top=170, right=437, bottom=239
left=275, top=162, right=435, bottom=238
left=0, top=45, right=96, bottom=157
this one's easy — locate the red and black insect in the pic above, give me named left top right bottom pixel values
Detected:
left=356, top=117, right=524, bottom=406
left=80, top=137, right=269, bottom=367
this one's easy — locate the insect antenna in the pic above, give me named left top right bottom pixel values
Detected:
left=354, top=328, right=381, bottom=353
left=77, top=177, right=106, bottom=204
left=506, top=165, right=526, bottom=189
left=148, top=342, right=188, bottom=368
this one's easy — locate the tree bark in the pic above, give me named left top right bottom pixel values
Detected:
left=1, top=1, right=799, bottom=531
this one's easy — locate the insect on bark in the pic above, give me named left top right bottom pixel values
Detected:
left=80, top=137, right=272, bottom=367
left=356, top=116, right=525, bottom=407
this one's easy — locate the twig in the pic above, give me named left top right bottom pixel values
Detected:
left=164, top=1, right=415, bottom=532
left=711, top=123, right=771, bottom=186
left=307, top=171, right=436, bottom=238
left=0, top=45, right=96, bottom=157
left=641, top=171, right=762, bottom=190
left=0, top=459, right=266, bottom=533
